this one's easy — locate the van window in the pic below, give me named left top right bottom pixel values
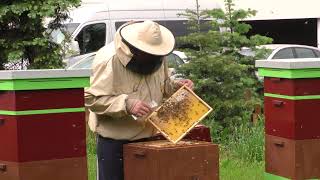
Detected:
left=158, top=20, right=211, bottom=48
left=115, top=20, right=211, bottom=49
left=115, top=20, right=191, bottom=36
left=75, top=23, right=106, bottom=55
left=294, top=47, right=317, bottom=58
left=166, top=53, right=184, bottom=69
left=115, top=20, right=211, bottom=37
left=65, top=23, right=80, bottom=34
left=115, top=21, right=127, bottom=30
left=272, top=48, right=295, bottom=59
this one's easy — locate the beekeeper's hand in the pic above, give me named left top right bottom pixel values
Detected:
left=177, top=79, right=194, bottom=89
left=126, top=99, right=152, bottom=117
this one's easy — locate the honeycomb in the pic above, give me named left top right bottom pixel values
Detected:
left=146, top=86, right=212, bottom=144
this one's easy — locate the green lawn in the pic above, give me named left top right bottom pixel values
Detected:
left=87, top=154, right=97, bottom=180
left=87, top=129, right=97, bottom=180
left=220, top=155, right=264, bottom=180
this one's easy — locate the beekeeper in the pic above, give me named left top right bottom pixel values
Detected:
left=85, top=20, right=193, bottom=180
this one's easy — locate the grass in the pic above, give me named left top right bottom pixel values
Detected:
left=223, top=119, right=265, bottom=162
left=220, top=155, right=264, bottom=180
left=86, top=119, right=265, bottom=180
left=86, top=127, right=97, bottom=180
left=88, top=154, right=97, bottom=180
left=219, top=118, right=265, bottom=180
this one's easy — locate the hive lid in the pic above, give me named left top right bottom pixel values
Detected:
left=128, top=140, right=212, bottom=149
left=0, top=69, right=91, bottom=80
left=0, top=69, right=91, bottom=90
left=146, top=86, right=213, bottom=144
left=255, top=58, right=320, bottom=69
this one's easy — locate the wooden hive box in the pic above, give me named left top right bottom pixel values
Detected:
left=0, top=157, right=87, bottom=180
left=266, top=135, right=320, bottom=179
left=264, top=77, right=320, bottom=96
left=124, top=140, right=219, bottom=180
left=146, top=86, right=213, bottom=143
left=256, top=60, right=320, bottom=139
left=0, top=112, right=86, bottom=162
left=264, top=96, right=320, bottom=140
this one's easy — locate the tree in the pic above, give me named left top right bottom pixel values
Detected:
left=0, top=0, right=80, bottom=70
left=177, top=0, right=272, bottom=140
left=177, top=0, right=211, bottom=50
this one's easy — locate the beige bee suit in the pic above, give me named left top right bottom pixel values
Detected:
left=85, top=30, right=177, bottom=141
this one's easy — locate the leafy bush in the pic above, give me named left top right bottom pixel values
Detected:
left=177, top=0, right=271, bottom=143
left=0, top=0, right=80, bottom=69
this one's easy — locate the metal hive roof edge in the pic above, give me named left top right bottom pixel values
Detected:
left=255, top=59, right=320, bottom=69
left=0, top=69, right=91, bottom=80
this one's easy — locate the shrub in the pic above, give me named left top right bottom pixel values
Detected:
left=0, top=0, right=80, bottom=69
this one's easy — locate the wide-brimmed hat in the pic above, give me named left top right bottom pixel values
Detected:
left=120, top=20, right=175, bottom=56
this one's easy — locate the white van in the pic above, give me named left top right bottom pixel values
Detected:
left=51, top=0, right=221, bottom=62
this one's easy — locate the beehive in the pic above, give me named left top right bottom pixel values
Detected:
left=256, top=59, right=320, bottom=180
left=0, top=69, right=90, bottom=180
left=146, top=86, right=212, bottom=143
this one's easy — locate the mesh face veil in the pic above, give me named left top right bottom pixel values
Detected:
left=120, top=26, right=164, bottom=75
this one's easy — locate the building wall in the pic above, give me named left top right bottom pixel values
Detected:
left=216, top=0, right=320, bottom=47
left=80, top=0, right=320, bottom=20
left=81, top=0, right=103, bottom=4
left=217, top=0, right=320, bottom=20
